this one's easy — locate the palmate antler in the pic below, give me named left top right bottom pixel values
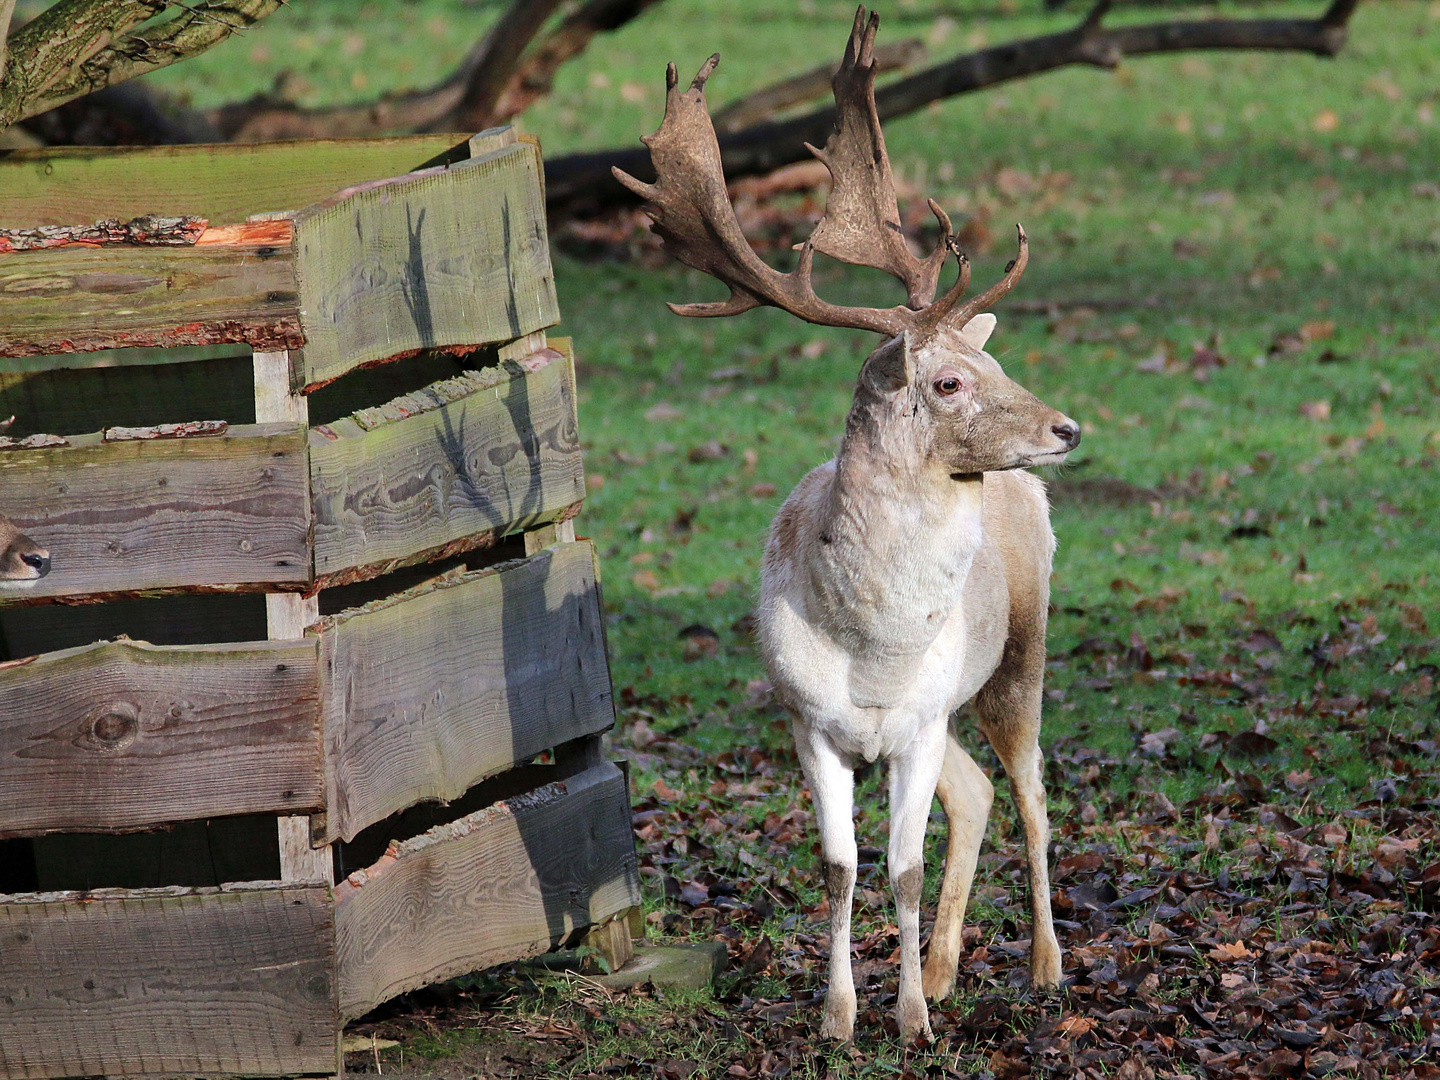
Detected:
left=612, top=5, right=1028, bottom=341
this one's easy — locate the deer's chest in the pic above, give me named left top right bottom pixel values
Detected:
left=770, top=586, right=975, bottom=764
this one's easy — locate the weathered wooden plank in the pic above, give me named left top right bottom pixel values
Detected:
left=307, top=342, right=583, bottom=588
left=317, top=540, right=615, bottom=845
left=0, top=882, right=338, bottom=1079
left=0, top=134, right=470, bottom=229
left=0, top=239, right=302, bottom=358
left=334, top=761, right=640, bottom=1018
left=0, top=637, right=321, bottom=838
left=292, top=140, right=559, bottom=389
left=0, top=423, right=310, bottom=603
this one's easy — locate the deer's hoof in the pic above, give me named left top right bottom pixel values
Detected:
left=1031, top=946, right=1063, bottom=990
left=820, top=1003, right=855, bottom=1042
left=920, top=960, right=955, bottom=1003
left=896, top=992, right=933, bottom=1043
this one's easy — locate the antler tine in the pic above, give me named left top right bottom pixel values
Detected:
left=936, top=224, right=1030, bottom=333
left=807, top=6, right=951, bottom=310
left=614, top=52, right=920, bottom=338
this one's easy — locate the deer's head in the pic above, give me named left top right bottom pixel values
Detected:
left=614, top=6, right=1080, bottom=477
left=0, top=516, right=50, bottom=586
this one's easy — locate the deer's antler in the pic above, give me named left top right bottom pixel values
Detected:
left=613, top=6, right=1027, bottom=342
left=613, top=56, right=915, bottom=336
left=807, top=7, right=952, bottom=311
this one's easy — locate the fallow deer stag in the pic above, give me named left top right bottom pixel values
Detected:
left=616, top=7, right=1080, bottom=1041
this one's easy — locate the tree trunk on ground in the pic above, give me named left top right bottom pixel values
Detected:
left=544, top=0, right=1360, bottom=216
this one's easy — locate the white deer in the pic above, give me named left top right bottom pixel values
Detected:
left=616, top=7, right=1079, bottom=1041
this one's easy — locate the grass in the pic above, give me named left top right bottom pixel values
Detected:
left=135, top=0, right=1440, bottom=1074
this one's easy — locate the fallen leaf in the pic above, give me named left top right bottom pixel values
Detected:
left=678, top=623, right=721, bottom=661
left=1208, top=940, right=1255, bottom=961
left=644, top=402, right=684, bottom=422
left=688, top=440, right=728, bottom=463
left=1055, top=1014, right=1095, bottom=1039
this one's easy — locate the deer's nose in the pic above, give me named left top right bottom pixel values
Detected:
left=22, top=552, right=50, bottom=578
left=1051, top=419, right=1081, bottom=450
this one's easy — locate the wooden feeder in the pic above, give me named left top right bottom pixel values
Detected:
left=0, top=128, right=640, bottom=1079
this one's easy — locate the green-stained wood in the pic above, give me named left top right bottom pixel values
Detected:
left=0, top=637, right=322, bottom=838
left=317, top=541, right=615, bottom=845
left=0, top=423, right=310, bottom=603
left=0, top=882, right=339, bottom=1079
left=0, top=240, right=302, bottom=358
left=307, top=341, right=583, bottom=587
left=293, top=140, right=559, bottom=389
left=0, top=135, right=471, bottom=229
left=334, top=761, right=640, bottom=1019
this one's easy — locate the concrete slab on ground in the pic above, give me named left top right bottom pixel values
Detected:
left=593, top=942, right=727, bottom=992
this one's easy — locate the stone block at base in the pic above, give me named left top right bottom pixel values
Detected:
left=593, top=943, right=727, bottom=992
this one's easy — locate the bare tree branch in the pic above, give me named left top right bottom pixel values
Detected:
left=208, top=0, right=662, bottom=143
left=544, top=0, right=1364, bottom=216
left=0, top=0, right=284, bottom=132
left=711, top=36, right=925, bottom=134
left=424, top=0, right=568, bottom=133
left=487, top=0, right=666, bottom=125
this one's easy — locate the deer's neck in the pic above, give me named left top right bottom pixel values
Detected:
left=806, top=435, right=984, bottom=708
left=822, top=449, right=984, bottom=609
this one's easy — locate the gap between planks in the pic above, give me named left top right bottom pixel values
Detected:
left=255, top=348, right=333, bottom=888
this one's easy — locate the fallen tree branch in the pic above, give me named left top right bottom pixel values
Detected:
left=209, top=0, right=662, bottom=142
left=543, top=0, right=1362, bottom=216
left=424, top=0, right=567, bottom=133
left=487, top=0, right=667, bottom=125
left=0, top=0, right=284, bottom=132
left=711, top=36, right=925, bottom=134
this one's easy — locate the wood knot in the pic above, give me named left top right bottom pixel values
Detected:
left=86, top=703, right=138, bottom=751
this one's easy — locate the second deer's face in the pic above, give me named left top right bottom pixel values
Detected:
left=0, top=518, right=51, bottom=586
left=854, top=317, right=1080, bottom=475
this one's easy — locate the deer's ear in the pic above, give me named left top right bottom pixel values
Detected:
left=958, top=313, right=996, bottom=351
left=860, top=333, right=911, bottom=395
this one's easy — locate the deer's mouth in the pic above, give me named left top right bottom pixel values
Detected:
left=1024, top=449, right=1076, bottom=467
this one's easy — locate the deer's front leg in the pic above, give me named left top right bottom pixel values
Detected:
left=888, top=721, right=947, bottom=1041
left=794, top=728, right=857, bottom=1040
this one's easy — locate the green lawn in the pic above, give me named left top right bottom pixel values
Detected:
left=150, top=1, right=1440, bottom=1075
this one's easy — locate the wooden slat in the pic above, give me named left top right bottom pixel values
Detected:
left=0, top=239, right=302, bottom=359
left=334, top=761, right=640, bottom=1019
left=307, top=341, right=583, bottom=588
left=0, top=882, right=338, bottom=1079
left=0, top=135, right=471, bottom=229
left=0, top=637, right=321, bottom=838
left=292, top=140, right=559, bottom=388
left=0, top=423, right=310, bottom=603
left=317, top=540, right=615, bottom=845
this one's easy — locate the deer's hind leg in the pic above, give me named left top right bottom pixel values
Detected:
left=921, top=733, right=992, bottom=1002
left=975, top=631, right=1063, bottom=989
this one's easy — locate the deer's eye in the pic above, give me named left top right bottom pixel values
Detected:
left=934, top=375, right=963, bottom=397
